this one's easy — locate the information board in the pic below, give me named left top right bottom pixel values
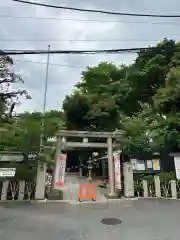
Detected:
left=0, top=168, right=16, bottom=177
left=152, top=159, right=160, bottom=171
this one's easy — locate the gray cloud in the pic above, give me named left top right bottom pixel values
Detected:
left=1, top=0, right=180, bottom=112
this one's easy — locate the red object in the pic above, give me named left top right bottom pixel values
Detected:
left=57, top=154, right=67, bottom=161
left=55, top=181, right=64, bottom=187
left=78, top=184, right=96, bottom=202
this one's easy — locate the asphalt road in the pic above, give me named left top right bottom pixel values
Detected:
left=0, top=199, right=180, bottom=240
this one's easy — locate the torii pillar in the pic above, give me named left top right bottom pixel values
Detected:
left=107, top=137, right=115, bottom=196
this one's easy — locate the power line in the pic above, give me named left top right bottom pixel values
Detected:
left=0, top=39, right=168, bottom=43
left=14, top=59, right=81, bottom=68
left=0, top=45, right=178, bottom=56
left=0, top=49, right=135, bottom=56
left=13, top=0, right=180, bottom=18
left=1, top=15, right=180, bottom=25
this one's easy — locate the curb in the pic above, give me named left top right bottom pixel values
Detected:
left=0, top=197, right=180, bottom=204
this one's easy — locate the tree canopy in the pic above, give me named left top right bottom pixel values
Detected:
left=0, top=55, right=30, bottom=122
left=63, top=39, right=180, bottom=155
left=2, top=39, right=180, bottom=160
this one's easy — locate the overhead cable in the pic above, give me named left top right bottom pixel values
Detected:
left=0, top=39, right=168, bottom=43
left=14, top=59, right=81, bottom=68
left=1, top=15, right=180, bottom=25
left=12, top=0, right=180, bottom=18
left=0, top=45, right=178, bottom=56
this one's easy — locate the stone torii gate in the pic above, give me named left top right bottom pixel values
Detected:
left=53, top=130, right=123, bottom=196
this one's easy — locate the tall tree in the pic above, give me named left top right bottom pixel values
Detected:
left=0, top=55, right=30, bottom=122
left=63, top=39, right=180, bottom=155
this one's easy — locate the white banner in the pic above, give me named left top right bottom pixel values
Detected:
left=114, top=154, right=121, bottom=189
left=54, top=153, right=67, bottom=189
left=174, top=157, right=180, bottom=179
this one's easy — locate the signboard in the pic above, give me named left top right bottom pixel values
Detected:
left=137, top=160, right=145, bottom=171
left=54, top=153, right=67, bottom=189
left=114, top=154, right=121, bottom=189
left=174, top=157, right=180, bottom=179
left=0, top=168, right=16, bottom=177
left=152, top=159, right=160, bottom=171
left=0, top=154, right=23, bottom=162
left=146, top=160, right=153, bottom=169
left=131, top=159, right=138, bottom=170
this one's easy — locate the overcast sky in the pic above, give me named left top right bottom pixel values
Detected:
left=1, top=0, right=180, bottom=113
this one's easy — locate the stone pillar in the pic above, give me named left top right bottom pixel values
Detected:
left=107, top=137, right=115, bottom=196
left=123, top=162, right=134, bottom=198
left=35, top=163, right=47, bottom=200
left=171, top=180, right=177, bottom=199
left=143, top=180, right=148, bottom=198
left=1, top=181, right=9, bottom=201
left=18, top=181, right=25, bottom=200
left=52, top=136, right=62, bottom=190
left=154, top=175, right=161, bottom=197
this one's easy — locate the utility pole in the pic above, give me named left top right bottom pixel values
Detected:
left=40, top=45, right=50, bottom=152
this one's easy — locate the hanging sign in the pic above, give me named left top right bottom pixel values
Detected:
left=54, top=153, right=67, bottom=189
left=114, top=154, right=121, bottom=189
left=174, top=156, right=180, bottom=179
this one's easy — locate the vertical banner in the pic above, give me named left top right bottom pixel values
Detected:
left=54, top=153, right=67, bottom=189
left=114, top=154, right=121, bottom=190
left=174, top=156, right=180, bottom=179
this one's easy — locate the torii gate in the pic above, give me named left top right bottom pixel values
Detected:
left=53, top=130, right=123, bottom=196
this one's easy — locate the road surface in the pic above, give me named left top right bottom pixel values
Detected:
left=0, top=199, right=180, bottom=240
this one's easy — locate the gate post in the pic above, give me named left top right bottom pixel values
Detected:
left=35, top=163, right=47, bottom=200
left=107, top=137, right=115, bottom=196
left=52, top=136, right=62, bottom=190
left=123, top=162, right=134, bottom=198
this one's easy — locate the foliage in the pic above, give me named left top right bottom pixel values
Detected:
left=63, top=39, right=180, bottom=155
left=0, top=110, right=64, bottom=152
left=0, top=55, right=30, bottom=122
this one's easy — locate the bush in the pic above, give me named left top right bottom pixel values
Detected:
left=134, top=172, right=177, bottom=182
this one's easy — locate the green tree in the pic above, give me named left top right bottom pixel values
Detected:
left=0, top=55, right=30, bottom=122
left=63, top=39, right=180, bottom=155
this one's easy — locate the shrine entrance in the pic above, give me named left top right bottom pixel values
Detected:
left=53, top=130, right=123, bottom=196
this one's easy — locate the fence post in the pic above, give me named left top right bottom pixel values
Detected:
left=18, top=181, right=25, bottom=200
left=35, top=163, right=47, bottom=200
left=1, top=181, right=9, bottom=201
left=143, top=180, right=148, bottom=198
left=123, top=162, right=134, bottom=198
left=170, top=180, right=177, bottom=199
left=154, top=175, right=161, bottom=197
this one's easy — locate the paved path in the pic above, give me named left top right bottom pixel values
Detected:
left=63, top=173, right=107, bottom=202
left=1, top=199, right=180, bottom=240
